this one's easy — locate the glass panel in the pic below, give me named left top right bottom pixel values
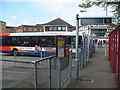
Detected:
left=28, top=28, right=32, bottom=31
left=29, top=36, right=39, bottom=47
left=70, top=36, right=75, bottom=45
left=58, top=27, right=61, bottom=31
left=62, top=27, right=66, bottom=31
left=45, top=27, right=49, bottom=31
left=49, top=27, right=53, bottom=31
left=16, top=36, right=30, bottom=46
left=54, top=27, right=57, bottom=31
left=2, top=36, right=12, bottom=46
left=24, top=28, right=26, bottom=31
left=34, top=28, right=37, bottom=31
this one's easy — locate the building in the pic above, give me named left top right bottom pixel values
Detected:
left=38, top=18, right=75, bottom=32
left=6, top=26, right=18, bottom=33
left=91, top=26, right=108, bottom=37
left=0, top=21, right=6, bottom=33
left=2, top=18, right=75, bottom=33
left=16, top=25, right=44, bottom=33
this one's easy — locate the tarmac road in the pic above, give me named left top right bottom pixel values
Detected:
left=1, top=54, right=50, bottom=88
left=1, top=53, right=72, bottom=89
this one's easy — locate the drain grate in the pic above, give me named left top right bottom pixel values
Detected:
left=77, top=78, right=94, bottom=82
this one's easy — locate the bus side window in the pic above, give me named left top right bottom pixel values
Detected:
left=2, top=36, right=12, bottom=46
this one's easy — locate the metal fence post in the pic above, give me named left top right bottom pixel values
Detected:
left=87, top=25, right=90, bottom=61
left=14, top=51, right=17, bottom=66
left=49, top=58, right=52, bottom=89
left=34, top=63, right=38, bottom=90
left=70, top=51, right=72, bottom=78
left=56, top=58, right=60, bottom=88
left=41, top=48, right=42, bottom=58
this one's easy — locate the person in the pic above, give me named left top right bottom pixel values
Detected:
left=98, top=40, right=100, bottom=48
left=100, top=41, right=103, bottom=48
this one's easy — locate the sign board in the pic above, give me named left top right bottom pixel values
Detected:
left=56, top=36, right=70, bottom=71
left=80, top=17, right=112, bottom=25
left=56, top=36, right=66, bottom=57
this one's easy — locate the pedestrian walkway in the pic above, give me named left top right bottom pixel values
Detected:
left=67, top=45, right=118, bottom=88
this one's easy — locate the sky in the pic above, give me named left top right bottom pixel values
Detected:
left=0, top=0, right=113, bottom=26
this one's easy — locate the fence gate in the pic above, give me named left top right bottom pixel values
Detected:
left=50, top=51, right=72, bottom=88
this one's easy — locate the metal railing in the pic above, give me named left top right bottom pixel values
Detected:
left=79, top=42, right=95, bottom=67
left=1, top=55, right=56, bottom=90
left=1, top=50, right=73, bottom=89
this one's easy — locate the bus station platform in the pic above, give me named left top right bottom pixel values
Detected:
left=66, top=45, right=118, bottom=88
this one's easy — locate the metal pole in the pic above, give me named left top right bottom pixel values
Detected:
left=106, top=3, right=108, bottom=16
left=105, top=26, right=108, bottom=57
left=34, top=63, right=38, bottom=90
left=41, top=48, right=42, bottom=58
left=105, top=34, right=107, bottom=57
left=74, top=14, right=79, bottom=80
left=87, top=26, right=90, bottom=61
left=14, top=51, right=17, bottom=66
left=49, top=58, right=52, bottom=89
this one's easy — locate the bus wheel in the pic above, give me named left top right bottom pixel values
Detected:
left=12, top=49, right=18, bottom=56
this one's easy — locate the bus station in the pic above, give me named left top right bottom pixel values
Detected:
left=0, top=14, right=120, bottom=89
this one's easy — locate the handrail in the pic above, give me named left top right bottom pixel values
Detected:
left=0, top=58, right=35, bottom=64
left=0, top=55, right=56, bottom=64
left=34, top=55, right=56, bottom=64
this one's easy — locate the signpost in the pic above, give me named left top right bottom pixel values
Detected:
left=74, top=14, right=79, bottom=80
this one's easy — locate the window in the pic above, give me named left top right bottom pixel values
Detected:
left=62, top=27, right=66, bottom=31
left=70, top=36, right=75, bottom=45
left=24, top=28, right=26, bottom=31
left=49, top=27, right=53, bottom=31
left=28, top=27, right=32, bottom=31
left=34, top=28, right=37, bottom=31
left=18, top=36, right=30, bottom=46
left=2, top=36, right=12, bottom=46
left=54, top=27, right=57, bottom=31
left=58, top=27, right=61, bottom=31
left=45, top=27, right=49, bottom=31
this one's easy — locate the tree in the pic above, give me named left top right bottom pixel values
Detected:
left=78, top=0, right=120, bottom=24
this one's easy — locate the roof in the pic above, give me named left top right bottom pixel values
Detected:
left=6, top=26, right=18, bottom=29
left=20, top=25, right=35, bottom=27
left=42, top=18, right=73, bottom=26
left=91, top=26, right=108, bottom=29
left=0, top=20, right=6, bottom=23
left=79, top=17, right=112, bottom=19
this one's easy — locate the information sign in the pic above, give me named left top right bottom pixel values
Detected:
left=56, top=36, right=66, bottom=57
left=80, top=17, right=112, bottom=25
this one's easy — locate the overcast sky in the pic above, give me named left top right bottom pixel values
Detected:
left=0, top=0, right=113, bottom=26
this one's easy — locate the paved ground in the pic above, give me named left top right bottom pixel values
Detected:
left=1, top=55, right=50, bottom=88
left=66, top=45, right=118, bottom=88
left=1, top=45, right=119, bottom=88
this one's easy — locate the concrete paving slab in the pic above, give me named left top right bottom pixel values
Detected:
left=66, top=45, right=118, bottom=88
